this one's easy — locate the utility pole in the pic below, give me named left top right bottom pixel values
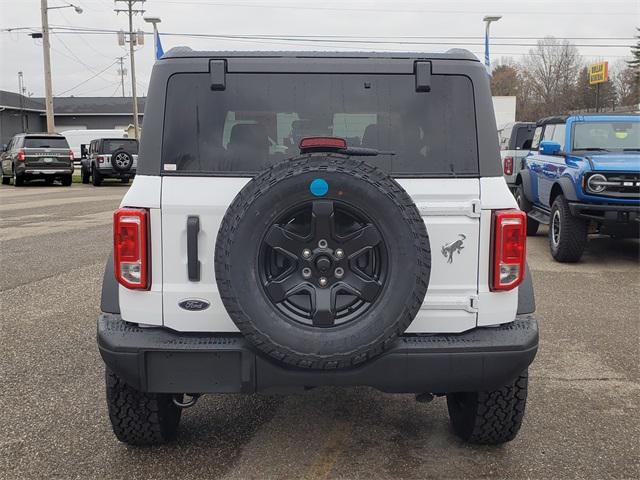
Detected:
left=115, top=0, right=145, bottom=139
left=40, top=0, right=55, bottom=133
left=117, top=56, right=127, bottom=98
left=38, top=1, right=82, bottom=133
left=17, top=71, right=26, bottom=132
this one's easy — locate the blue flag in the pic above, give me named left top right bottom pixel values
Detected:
left=155, top=30, right=164, bottom=60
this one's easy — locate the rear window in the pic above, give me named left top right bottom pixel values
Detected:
left=103, top=139, right=138, bottom=154
left=514, top=126, right=534, bottom=150
left=23, top=137, right=69, bottom=149
left=162, top=73, right=479, bottom=176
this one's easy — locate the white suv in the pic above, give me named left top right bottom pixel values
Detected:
left=98, top=49, right=538, bottom=446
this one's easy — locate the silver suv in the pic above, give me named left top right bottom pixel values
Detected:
left=80, top=137, right=138, bottom=186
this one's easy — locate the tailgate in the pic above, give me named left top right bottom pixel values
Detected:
left=24, top=148, right=72, bottom=168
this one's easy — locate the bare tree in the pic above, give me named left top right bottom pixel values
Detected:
left=491, top=64, right=519, bottom=96
left=613, top=60, right=640, bottom=107
left=520, top=37, right=582, bottom=117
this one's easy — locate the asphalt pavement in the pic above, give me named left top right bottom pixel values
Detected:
left=1, top=182, right=638, bottom=480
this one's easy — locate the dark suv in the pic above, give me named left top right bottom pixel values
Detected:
left=80, top=137, right=138, bottom=186
left=1, top=133, right=74, bottom=186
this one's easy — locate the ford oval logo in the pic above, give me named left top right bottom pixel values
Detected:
left=178, top=299, right=210, bottom=311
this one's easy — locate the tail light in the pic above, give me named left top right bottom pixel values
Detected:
left=114, top=208, right=149, bottom=290
left=97, top=156, right=105, bottom=164
left=16, top=149, right=25, bottom=161
left=69, top=150, right=75, bottom=161
left=503, top=156, right=514, bottom=175
left=491, top=209, right=526, bottom=291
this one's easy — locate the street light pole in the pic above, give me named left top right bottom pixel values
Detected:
left=40, top=0, right=55, bottom=133
left=144, top=17, right=162, bottom=59
left=483, top=15, right=502, bottom=71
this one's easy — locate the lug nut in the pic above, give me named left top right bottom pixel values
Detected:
left=302, top=248, right=312, bottom=259
left=319, top=277, right=328, bottom=287
left=302, top=267, right=312, bottom=279
left=318, top=239, right=328, bottom=249
left=335, top=248, right=344, bottom=259
left=334, top=267, right=344, bottom=279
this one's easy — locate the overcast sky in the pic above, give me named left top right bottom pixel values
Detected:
left=0, top=0, right=637, bottom=98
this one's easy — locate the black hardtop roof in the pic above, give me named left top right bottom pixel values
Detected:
left=537, top=115, right=570, bottom=126
left=502, top=121, right=535, bottom=128
left=161, top=47, right=479, bottom=62
left=99, top=137, right=137, bottom=141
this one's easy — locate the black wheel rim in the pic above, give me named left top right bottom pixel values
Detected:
left=258, top=199, right=388, bottom=328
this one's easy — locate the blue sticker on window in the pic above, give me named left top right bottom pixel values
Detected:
left=309, top=178, right=329, bottom=197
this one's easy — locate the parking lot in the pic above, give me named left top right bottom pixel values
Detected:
left=1, top=183, right=638, bottom=479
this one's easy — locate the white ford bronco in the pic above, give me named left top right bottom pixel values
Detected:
left=98, top=49, right=538, bottom=446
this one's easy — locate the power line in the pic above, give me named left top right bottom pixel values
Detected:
left=4, top=26, right=634, bottom=49
left=55, top=59, right=119, bottom=96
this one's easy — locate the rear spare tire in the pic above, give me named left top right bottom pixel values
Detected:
left=111, top=149, right=133, bottom=173
left=215, top=156, right=431, bottom=370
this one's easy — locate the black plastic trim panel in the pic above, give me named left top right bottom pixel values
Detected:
left=517, top=263, right=535, bottom=315
left=97, top=313, right=538, bottom=394
left=100, top=253, right=120, bottom=314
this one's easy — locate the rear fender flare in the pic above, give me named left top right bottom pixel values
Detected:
left=518, top=169, right=534, bottom=200
left=517, top=263, right=535, bottom=315
left=101, top=252, right=120, bottom=314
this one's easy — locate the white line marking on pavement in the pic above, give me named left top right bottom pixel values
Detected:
left=0, top=210, right=113, bottom=241
left=0, top=194, right=123, bottom=212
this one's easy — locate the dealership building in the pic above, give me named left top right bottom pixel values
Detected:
left=0, top=90, right=144, bottom=144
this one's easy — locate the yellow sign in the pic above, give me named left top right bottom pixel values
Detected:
left=589, top=62, right=609, bottom=85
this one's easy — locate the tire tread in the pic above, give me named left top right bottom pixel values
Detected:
left=105, top=369, right=181, bottom=446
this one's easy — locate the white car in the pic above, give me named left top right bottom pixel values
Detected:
left=97, top=49, right=538, bottom=446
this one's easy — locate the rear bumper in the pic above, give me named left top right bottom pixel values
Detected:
left=97, top=313, right=539, bottom=394
left=97, top=167, right=136, bottom=178
left=19, top=167, right=73, bottom=175
left=569, top=202, right=640, bottom=224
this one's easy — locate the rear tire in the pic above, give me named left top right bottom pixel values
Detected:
left=1, top=176, right=10, bottom=185
left=105, top=369, right=182, bottom=446
left=516, top=184, right=538, bottom=236
left=13, top=172, right=24, bottom=186
left=447, top=370, right=529, bottom=445
left=81, top=166, right=90, bottom=184
left=121, top=177, right=130, bottom=184
left=549, top=195, right=587, bottom=262
left=61, top=175, right=72, bottom=186
left=92, top=167, right=102, bottom=186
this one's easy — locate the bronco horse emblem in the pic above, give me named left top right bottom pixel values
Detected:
left=441, top=234, right=466, bottom=264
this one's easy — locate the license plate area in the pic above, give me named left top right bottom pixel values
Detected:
left=145, top=351, right=243, bottom=393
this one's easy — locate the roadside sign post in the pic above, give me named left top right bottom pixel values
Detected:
left=589, top=61, right=609, bottom=113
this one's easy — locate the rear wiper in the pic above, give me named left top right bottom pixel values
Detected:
left=339, top=147, right=395, bottom=157
left=580, top=147, right=609, bottom=151
left=623, top=148, right=640, bottom=151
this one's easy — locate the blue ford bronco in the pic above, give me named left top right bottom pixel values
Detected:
left=516, top=114, right=640, bottom=262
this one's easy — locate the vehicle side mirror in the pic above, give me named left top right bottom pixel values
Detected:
left=80, top=144, right=88, bottom=158
left=539, top=140, right=562, bottom=156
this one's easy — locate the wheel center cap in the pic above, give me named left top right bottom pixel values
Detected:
left=315, top=255, right=332, bottom=272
